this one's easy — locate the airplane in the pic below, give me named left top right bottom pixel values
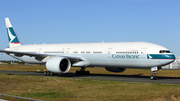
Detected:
left=0, top=18, right=175, bottom=80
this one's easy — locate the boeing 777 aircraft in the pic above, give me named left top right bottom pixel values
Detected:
left=0, top=18, right=175, bottom=80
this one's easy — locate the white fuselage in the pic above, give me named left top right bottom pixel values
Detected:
left=5, top=42, right=175, bottom=69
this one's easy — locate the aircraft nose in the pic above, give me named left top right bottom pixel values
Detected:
left=160, top=54, right=175, bottom=65
left=165, top=54, right=176, bottom=63
left=171, top=54, right=176, bottom=62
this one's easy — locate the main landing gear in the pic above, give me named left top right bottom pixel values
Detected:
left=75, top=67, right=90, bottom=75
left=44, top=71, right=57, bottom=76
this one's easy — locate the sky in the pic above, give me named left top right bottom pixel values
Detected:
left=0, top=0, right=180, bottom=60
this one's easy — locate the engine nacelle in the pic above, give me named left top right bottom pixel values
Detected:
left=105, top=67, right=126, bottom=73
left=46, top=57, right=71, bottom=73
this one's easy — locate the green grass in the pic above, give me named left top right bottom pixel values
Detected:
left=1, top=65, right=180, bottom=101
left=0, top=74, right=180, bottom=101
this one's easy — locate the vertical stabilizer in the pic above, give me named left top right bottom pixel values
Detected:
left=5, top=18, right=22, bottom=47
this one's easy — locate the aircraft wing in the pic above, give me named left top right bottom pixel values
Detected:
left=0, top=49, right=83, bottom=63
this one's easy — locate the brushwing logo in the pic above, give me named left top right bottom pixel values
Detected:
left=147, top=54, right=152, bottom=59
left=8, top=28, right=15, bottom=43
left=7, top=27, right=20, bottom=44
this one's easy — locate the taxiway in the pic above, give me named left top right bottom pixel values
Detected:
left=0, top=70, right=180, bottom=84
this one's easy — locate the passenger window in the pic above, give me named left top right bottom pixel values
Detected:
left=86, top=51, right=90, bottom=53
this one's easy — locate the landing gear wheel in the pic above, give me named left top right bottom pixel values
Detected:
left=50, top=72, right=54, bottom=76
left=150, top=75, right=157, bottom=80
left=44, top=71, right=47, bottom=76
left=76, top=71, right=80, bottom=75
left=86, top=71, right=90, bottom=75
left=150, top=71, right=157, bottom=80
left=47, top=72, right=50, bottom=76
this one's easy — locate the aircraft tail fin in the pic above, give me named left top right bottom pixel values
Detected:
left=5, top=17, right=22, bottom=47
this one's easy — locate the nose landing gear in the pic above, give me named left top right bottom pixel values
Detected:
left=150, top=67, right=161, bottom=80
left=150, top=71, right=157, bottom=80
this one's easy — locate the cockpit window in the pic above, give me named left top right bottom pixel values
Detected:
left=159, top=50, right=171, bottom=53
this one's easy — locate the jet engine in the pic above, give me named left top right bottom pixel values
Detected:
left=105, top=67, right=126, bottom=73
left=46, top=57, right=71, bottom=73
